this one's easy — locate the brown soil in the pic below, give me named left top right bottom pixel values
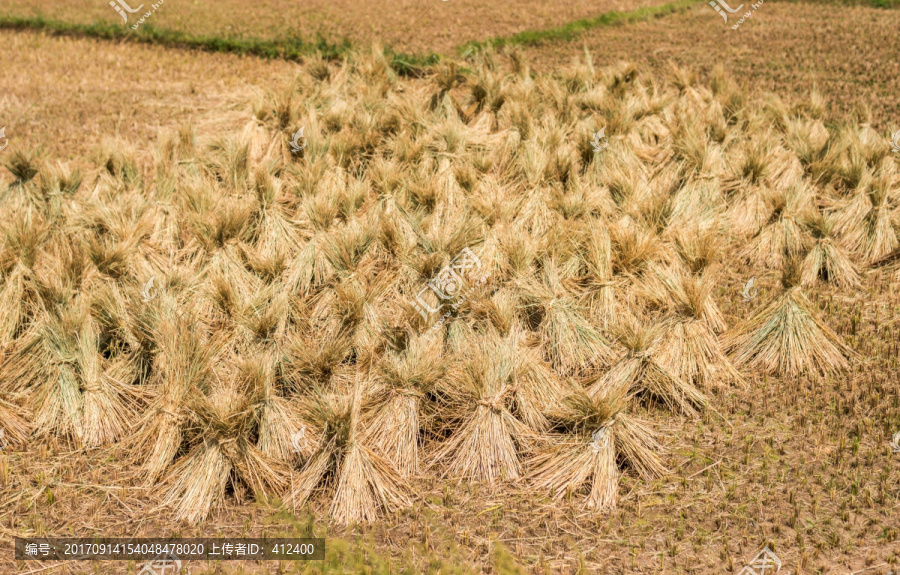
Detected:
left=1, top=6, right=900, bottom=574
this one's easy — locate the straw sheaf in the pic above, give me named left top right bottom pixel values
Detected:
left=0, top=48, right=871, bottom=525
left=288, top=382, right=411, bottom=524
left=585, top=320, right=707, bottom=415
left=723, top=286, right=854, bottom=377
left=528, top=389, right=664, bottom=509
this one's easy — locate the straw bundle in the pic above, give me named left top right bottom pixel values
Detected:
left=430, top=334, right=534, bottom=482
left=289, top=381, right=411, bottom=524
left=529, top=390, right=664, bottom=510
left=586, top=319, right=706, bottom=415
left=724, top=260, right=853, bottom=376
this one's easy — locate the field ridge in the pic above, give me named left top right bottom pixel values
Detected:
left=457, top=0, right=697, bottom=55
left=0, top=0, right=701, bottom=65
left=0, top=15, right=351, bottom=60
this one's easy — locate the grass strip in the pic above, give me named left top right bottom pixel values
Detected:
left=0, top=15, right=351, bottom=60
left=1, top=2, right=702, bottom=64
left=457, top=0, right=698, bottom=55
left=0, top=14, right=445, bottom=76
left=0, top=14, right=442, bottom=75
left=2, top=0, right=897, bottom=67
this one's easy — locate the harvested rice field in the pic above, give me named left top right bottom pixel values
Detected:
left=515, top=2, right=900, bottom=126
left=1, top=2, right=899, bottom=574
left=0, top=29, right=297, bottom=160
left=2, top=0, right=680, bottom=55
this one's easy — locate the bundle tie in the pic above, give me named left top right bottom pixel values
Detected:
left=80, top=381, right=102, bottom=393
left=590, top=426, right=611, bottom=451
left=476, top=385, right=511, bottom=411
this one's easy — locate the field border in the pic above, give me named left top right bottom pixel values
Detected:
left=456, top=0, right=697, bottom=55
left=0, top=15, right=351, bottom=60
left=1, top=0, right=897, bottom=68
left=0, top=0, right=701, bottom=67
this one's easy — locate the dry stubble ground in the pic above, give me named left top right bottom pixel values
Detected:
left=1, top=3, right=900, bottom=575
left=0, top=29, right=297, bottom=162
left=516, top=2, right=900, bottom=127
left=4, top=0, right=676, bottom=55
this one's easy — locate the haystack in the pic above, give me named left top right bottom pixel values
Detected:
left=576, top=223, right=619, bottom=330
left=831, top=173, right=899, bottom=264
left=285, top=323, right=355, bottom=391
left=1, top=296, right=143, bottom=447
left=671, top=222, right=722, bottom=277
left=505, top=327, right=577, bottom=431
left=723, top=259, right=853, bottom=376
left=0, top=395, right=30, bottom=449
left=159, top=368, right=291, bottom=524
left=516, top=259, right=614, bottom=374
left=529, top=389, right=664, bottom=511
left=800, top=213, right=861, bottom=289
left=240, top=353, right=313, bottom=463
left=364, top=334, right=448, bottom=476
left=130, top=304, right=223, bottom=482
left=646, top=267, right=742, bottom=388
left=289, top=380, right=411, bottom=524
left=738, top=181, right=815, bottom=269
left=586, top=318, right=706, bottom=415
left=429, top=333, right=535, bottom=482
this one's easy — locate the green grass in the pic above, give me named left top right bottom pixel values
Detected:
left=456, top=0, right=698, bottom=55
left=0, top=13, right=446, bottom=77
left=0, top=15, right=351, bottom=60
left=830, top=0, right=900, bottom=6
left=0, top=14, right=438, bottom=75
left=387, top=51, right=443, bottom=77
left=854, top=0, right=898, bottom=7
